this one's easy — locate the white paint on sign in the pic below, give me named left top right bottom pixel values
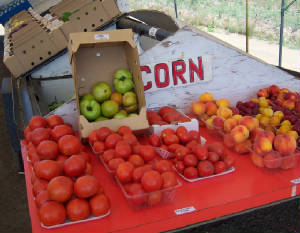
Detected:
left=291, top=185, right=297, bottom=197
left=175, top=206, right=196, bottom=215
left=291, top=178, right=300, bottom=184
left=94, top=34, right=109, bottom=40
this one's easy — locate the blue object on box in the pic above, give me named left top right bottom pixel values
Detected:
left=0, top=0, right=32, bottom=25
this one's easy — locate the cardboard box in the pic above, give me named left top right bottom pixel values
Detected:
left=69, top=29, right=149, bottom=138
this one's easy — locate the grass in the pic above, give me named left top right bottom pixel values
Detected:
left=127, top=0, right=300, bottom=49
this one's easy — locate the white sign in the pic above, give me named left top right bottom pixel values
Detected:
left=174, top=206, right=196, bottom=215
left=94, top=34, right=109, bottom=40
left=141, top=56, right=212, bottom=93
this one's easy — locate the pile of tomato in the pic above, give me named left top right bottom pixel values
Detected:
left=24, top=115, right=110, bottom=226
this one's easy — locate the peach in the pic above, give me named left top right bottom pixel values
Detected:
left=230, top=125, right=249, bottom=144
left=205, top=101, right=217, bottom=116
left=280, top=88, right=290, bottom=94
left=282, top=99, right=295, bottom=110
left=264, top=151, right=282, bottom=169
left=198, top=113, right=209, bottom=126
left=257, top=88, right=269, bottom=98
left=268, top=85, right=280, bottom=96
left=234, top=140, right=252, bottom=154
left=259, top=116, right=270, bottom=125
left=287, top=131, right=298, bottom=140
left=212, top=116, right=225, bottom=129
left=274, top=134, right=296, bottom=155
left=281, top=155, right=297, bottom=169
left=190, top=102, right=206, bottom=115
left=286, top=92, right=297, bottom=101
left=278, top=125, right=291, bottom=134
left=224, top=118, right=239, bottom=133
left=205, top=117, right=215, bottom=130
left=223, top=134, right=235, bottom=148
left=250, top=127, right=264, bottom=142
left=254, top=130, right=275, bottom=143
left=262, top=108, right=273, bottom=117
left=232, top=114, right=242, bottom=121
left=253, top=137, right=273, bottom=155
left=216, top=98, right=230, bottom=108
left=239, top=116, right=259, bottom=132
left=269, top=116, right=280, bottom=127
left=199, top=92, right=214, bottom=103
left=250, top=152, right=264, bottom=168
left=273, top=111, right=284, bottom=120
left=216, top=106, right=232, bottom=119
left=264, top=126, right=276, bottom=133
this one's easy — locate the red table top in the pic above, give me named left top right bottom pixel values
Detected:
left=22, top=129, right=300, bottom=233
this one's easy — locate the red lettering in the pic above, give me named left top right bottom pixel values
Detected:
left=172, top=60, right=186, bottom=86
left=140, top=66, right=152, bottom=91
left=154, top=63, right=169, bottom=88
left=189, top=57, right=203, bottom=82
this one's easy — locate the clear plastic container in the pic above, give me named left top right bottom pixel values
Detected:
left=198, top=116, right=225, bottom=139
left=98, top=154, right=116, bottom=175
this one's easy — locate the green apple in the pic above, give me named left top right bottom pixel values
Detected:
left=81, top=93, right=95, bottom=101
left=80, top=99, right=101, bottom=121
left=124, top=104, right=138, bottom=113
left=123, top=92, right=137, bottom=107
left=114, top=69, right=134, bottom=94
left=92, top=82, right=112, bottom=103
left=113, top=110, right=127, bottom=119
left=128, top=113, right=138, bottom=117
left=96, top=116, right=108, bottom=121
left=101, top=100, right=119, bottom=118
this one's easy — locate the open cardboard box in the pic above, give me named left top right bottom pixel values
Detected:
left=69, top=29, right=149, bottom=138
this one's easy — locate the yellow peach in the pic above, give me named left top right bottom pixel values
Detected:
left=278, top=125, right=291, bottom=134
left=239, top=116, right=259, bottom=132
left=262, top=108, right=273, bottom=117
left=251, top=98, right=259, bottom=103
left=259, top=116, right=270, bottom=125
left=216, top=98, right=230, bottom=108
left=224, top=118, right=239, bottom=133
left=232, top=114, right=242, bottom=121
left=230, top=125, right=249, bottom=143
left=205, top=101, right=218, bottom=116
left=253, top=137, right=273, bottom=155
left=287, top=131, right=298, bottom=140
left=281, top=120, right=291, bottom=127
left=190, top=102, right=206, bottom=115
left=264, top=126, right=276, bottom=133
left=269, top=116, right=281, bottom=127
left=282, top=100, right=295, bottom=110
left=199, top=92, right=214, bottom=103
left=274, top=134, right=296, bottom=155
left=216, top=106, right=232, bottom=119
left=255, top=114, right=263, bottom=120
left=273, top=111, right=284, bottom=120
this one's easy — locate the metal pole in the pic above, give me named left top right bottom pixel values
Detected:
left=279, top=0, right=285, bottom=67
left=174, top=0, right=178, bottom=18
left=246, top=0, right=249, bottom=53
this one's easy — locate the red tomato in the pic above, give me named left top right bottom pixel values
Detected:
left=154, top=160, right=173, bottom=173
left=125, top=183, right=146, bottom=206
left=160, top=144, right=169, bottom=151
left=88, top=130, right=98, bottom=145
left=178, top=132, right=192, bottom=144
left=102, top=149, right=115, bottom=163
left=132, top=167, right=145, bottom=182
left=140, top=145, right=156, bottom=162
left=188, top=130, right=200, bottom=141
left=168, top=144, right=183, bottom=153
left=175, top=161, right=185, bottom=174
left=47, top=115, right=64, bottom=129
left=147, top=191, right=162, bottom=206
left=123, top=134, right=138, bottom=146
left=193, top=145, right=208, bottom=161
left=51, top=124, right=74, bottom=142
left=163, top=134, right=179, bottom=145
left=176, top=126, right=188, bottom=137
left=198, top=161, right=214, bottom=177
left=133, top=144, right=143, bottom=155
left=108, top=158, right=125, bottom=171
left=160, top=128, right=175, bottom=139
left=105, top=133, right=122, bottom=149
left=24, top=126, right=32, bottom=142
left=85, top=162, right=93, bottom=175
left=37, top=140, right=59, bottom=160
left=161, top=171, right=177, bottom=188
left=93, top=141, right=106, bottom=154
left=89, top=194, right=110, bottom=216
left=184, top=167, right=198, bottom=179
left=78, top=151, right=90, bottom=163
left=183, top=154, right=198, bottom=167
left=186, top=140, right=198, bottom=150
left=66, top=198, right=90, bottom=221
left=47, top=176, right=73, bottom=202
left=175, top=147, right=190, bottom=161
left=129, top=154, right=145, bottom=167
left=223, top=155, right=235, bottom=168
left=214, top=161, right=226, bottom=174
left=64, top=155, right=86, bottom=177
left=207, top=142, right=224, bottom=156
left=31, top=128, right=51, bottom=146
left=118, top=126, right=132, bottom=136
left=35, top=190, right=50, bottom=208
left=158, top=106, right=177, bottom=116
left=29, top=116, right=48, bottom=130
left=33, top=179, right=48, bottom=196
left=39, top=201, right=66, bottom=226
left=208, top=152, right=220, bottom=163
left=163, top=112, right=181, bottom=123
left=141, top=170, right=162, bottom=192
left=116, top=162, right=134, bottom=183
left=28, top=147, right=38, bottom=161
left=56, top=155, right=68, bottom=171
left=178, top=116, right=190, bottom=122
left=96, top=127, right=112, bottom=141
left=31, top=151, right=40, bottom=165
left=115, top=141, right=132, bottom=159
left=74, top=175, right=99, bottom=199
left=58, top=135, right=81, bottom=156
left=148, top=134, right=161, bottom=147
left=34, top=160, right=61, bottom=180
left=31, top=172, right=38, bottom=185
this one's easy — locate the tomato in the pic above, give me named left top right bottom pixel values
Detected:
left=37, top=140, right=59, bottom=160
left=161, top=171, right=177, bottom=188
left=133, top=144, right=143, bottom=155
left=64, top=155, right=86, bottom=177
left=78, top=151, right=90, bottom=163
left=163, top=134, right=179, bottom=145
left=147, top=191, right=162, bottom=206
left=214, top=161, right=226, bottom=174
left=141, top=170, right=162, bottom=192
left=88, top=130, right=98, bottom=145
left=85, top=162, right=93, bottom=175
left=126, top=183, right=146, bottom=206
left=183, top=154, right=198, bottom=167
left=158, top=106, right=177, bottom=116
left=116, top=162, right=134, bottom=183
left=102, top=149, right=115, bottom=163
left=147, top=110, right=157, bottom=118
left=140, top=145, right=156, bottom=162
left=186, top=140, right=198, bottom=150
left=178, top=132, right=192, bottom=144
left=148, top=134, right=161, bottom=147
left=31, top=128, right=51, bottom=146
left=51, top=124, right=74, bottom=142
left=33, top=179, right=48, bottom=196
left=208, top=152, right=220, bottom=163
left=31, top=172, right=38, bottom=184
left=223, top=155, right=235, bottom=168
left=47, top=176, right=73, bottom=202
left=115, top=141, right=132, bottom=159
left=163, top=112, right=181, bottom=123
left=105, top=133, right=122, bottom=149
left=160, top=144, right=169, bottom=151
left=74, top=175, right=99, bottom=199
left=56, top=155, right=68, bottom=171
left=89, top=194, right=110, bottom=216
left=176, top=126, right=188, bottom=136
left=207, top=142, right=224, bottom=156
left=96, top=127, right=112, bottom=141
left=188, top=130, right=200, bottom=141
left=168, top=144, right=183, bottom=153
left=108, top=158, right=125, bottom=171
left=184, top=167, right=198, bottom=179
left=31, top=151, right=40, bottom=165
left=198, top=161, right=214, bottom=177
left=28, top=147, right=38, bottom=161
left=193, top=145, right=208, bottom=161
left=132, top=167, right=145, bottom=182
left=93, top=141, right=106, bottom=154
left=35, top=190, right=50, bottom=208
left=39, top=201, right=66, bottom=226
left=29, top=116, right=48, bottom=130
left=24, top=126, right=32, bottom=141
left=154, top=160, right=173, bottom=173
left=47, top=115, right=64, bottom=129
left=175, top=147, right=190, bottom=161
left=66, top=198, right=90, bottom=221
left=175, top=161, right=185, bottom=174
left=178, top=116, right=190, bottom=122
left=129, top=154, right=145, bottom=167
left=123, top=134, right=138, bottom=146
left=58, top=135, right=81, bottom=156
left=118, top=126, right=132, bottom=136
left=34, top=160, right=61, bottom=180
left=160, top=128, right=175, bottom=139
